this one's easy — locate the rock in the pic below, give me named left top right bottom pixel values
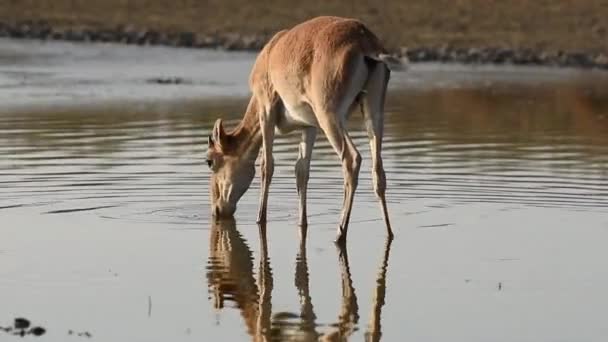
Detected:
left=132, top=30, right=148, bottom=45
left=563, top=52, right=593, bottom=67
left=128, top=29, right=161, bottom=45
left=16, top=22, right=31, bottom=38
left=50, top=30, right=64, bottom=40
left=241, top=35, right=265, bottom=50
left=0, top=25, right=8, bottom=37
left=221, top=34, right=245, bottom=50
left=465, top=47, right=481, bottom=63
left=14, top=318, right=30, bottom=330
left=177, top=32, right=196, bottom=47
left=196, top=35, right=219, bottom=48
left=437, top=45, right=451, bottom=62
left=8, top=24, right=24, bottom=38
left=512, top=49, right=534, bottom=65
left=403, top=48, right=419, bottom=61
left=23, top=21, right=49, bottom=38
left=29, top=327, right=46, bottom=336
left=77, top=331, right=92, bottom=338
left=537, top=51, right=552, bottom=65
left=147, top=77, right=186, bottom=85
left=406, top=47, right=437, bottom=62
left=32, top=25, right=51, bottom=39
left=145, top=30, right=161, bottom=45
left=593, top=53, right=608, bottom=68
left=119, top=31, right=134, bottom=44
left=64, top=29, right=85, bottom=42
left=92, top=29, right=113, bottom=42
left=156, top=32, right=173, bottom=46
left=452, top=47, right=470, bottom=63
left=163, top=33, right=179, bottom=46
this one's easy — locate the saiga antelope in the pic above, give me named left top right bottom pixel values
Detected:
left=206, top=16, right=406, bottom=243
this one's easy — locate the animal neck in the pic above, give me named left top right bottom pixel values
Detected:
left=230, top=96, right=262, bottom=161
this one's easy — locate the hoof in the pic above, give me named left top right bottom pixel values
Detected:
left=334, top=233, right=347, bottom=246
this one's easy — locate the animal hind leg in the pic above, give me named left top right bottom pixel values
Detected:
left=361, top=61, right=393, bottom=239
left=316, top=112, right=361, bottom=244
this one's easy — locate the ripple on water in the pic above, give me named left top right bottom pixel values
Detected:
left=1, top=83, right=608, bottom=225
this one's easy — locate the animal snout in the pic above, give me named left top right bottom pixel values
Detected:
left=212, top=203, right=236, bottom=218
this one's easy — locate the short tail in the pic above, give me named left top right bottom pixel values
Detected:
left=372, top=53, right=409, bottom=71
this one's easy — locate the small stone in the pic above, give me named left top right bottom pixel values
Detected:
left=14, top=318, right=30, bottom=329
left=196, top=35, right=219, bottom=48
left=222, top=34, right=245, bottom=50
left=147, top=77, right=185, bottom=85
left=145, top=30, right=161, bottom=45
left=594, top=53, right=608, bottom=67
left=177, top=32, right=196, bottom=47
left=98, top=30, right=117, bottom=42
left=64, top=29, right=85, bottom=42
left=51, top=31, right=63, bottom=40
left=29, top=327, right=46, bottom=336
left=78, top=331, right=93, bottom=338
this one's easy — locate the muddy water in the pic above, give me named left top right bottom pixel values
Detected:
left=2, top=63, right=608, bottom=340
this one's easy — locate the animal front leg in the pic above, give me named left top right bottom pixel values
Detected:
left=295, top=127, right=317, bottom=227
left=256, top=112, right=275, bottom=224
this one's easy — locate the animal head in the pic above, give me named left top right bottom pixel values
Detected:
left=207, top=119, right=256, bottom=218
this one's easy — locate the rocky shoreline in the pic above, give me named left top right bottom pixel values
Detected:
left=1, top=20, right=607, bottom=70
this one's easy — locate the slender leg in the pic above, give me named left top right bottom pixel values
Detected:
left=361, top=64, right=393, bottom=238
left=364, top=237, right=393, bottom=342
left=256, top=222, right=273, bottom=341
left=295, top=127, right=317, bottom=227
left=321, top=242, right=359, bottom=340
left=295, top=224, right=319, bottom=338
left=336, top=243, right=359, bottom=338
left=316, top=115, right=361, bottom=244
left=257, top=107, right=276, bottom=224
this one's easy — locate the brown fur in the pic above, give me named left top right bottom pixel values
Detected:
left=207, top=16, right=402, bottom=241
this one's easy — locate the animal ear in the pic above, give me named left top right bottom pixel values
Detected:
left=207, top=135, right=214, bottom=147
left=212, top=119, right=227, bottom=149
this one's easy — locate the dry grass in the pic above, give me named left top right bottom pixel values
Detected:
left=1, top=0, right=607, bottom=52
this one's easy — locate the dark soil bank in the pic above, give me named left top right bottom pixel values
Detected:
left=2, top=20, right=607, bottom=70
left=1, top=0, right=607, bottom=69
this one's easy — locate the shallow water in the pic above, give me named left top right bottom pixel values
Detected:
left=2, top=41, right=608, bottom=341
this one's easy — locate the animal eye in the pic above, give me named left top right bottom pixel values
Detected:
left=206, top=159, right=213, bottom=168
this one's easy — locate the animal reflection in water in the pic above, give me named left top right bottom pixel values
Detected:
left=206, top=219, right=393, bottom=341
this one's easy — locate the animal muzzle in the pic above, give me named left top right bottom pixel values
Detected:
left=212, top=202, right=236, bottom=218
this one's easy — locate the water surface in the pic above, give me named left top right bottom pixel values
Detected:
left=1, top=40, right=608, bottom=341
